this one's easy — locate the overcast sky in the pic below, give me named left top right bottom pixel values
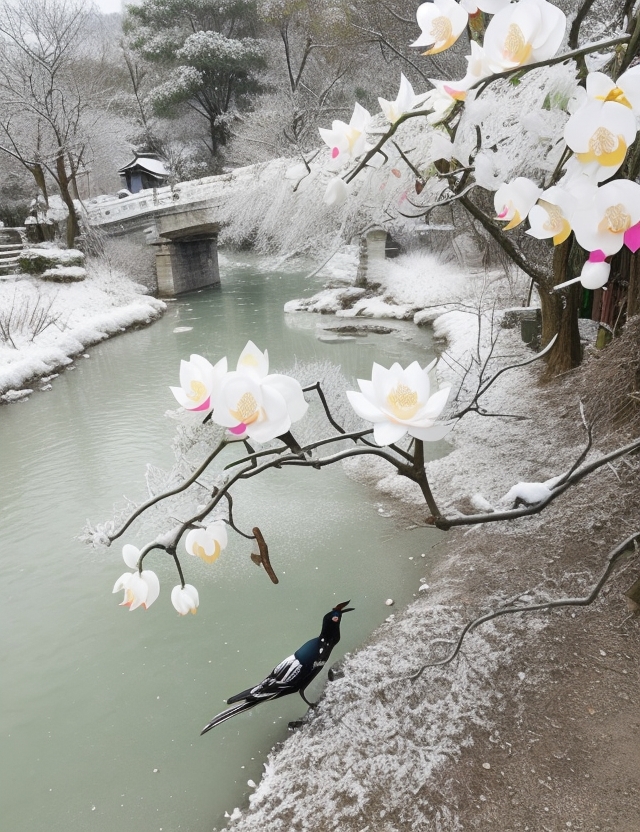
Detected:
left=95, top=0, right=123, bottom=13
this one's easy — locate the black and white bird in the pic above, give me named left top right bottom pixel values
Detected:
left=200, top=600, right=354, bottom=734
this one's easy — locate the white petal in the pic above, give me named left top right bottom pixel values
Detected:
left=263, top=374, right=309, bottom=422
left=408, top=422, right=454, bottom=441
left=247, top=384, right=291, bottom=443
left=373, top=421, right=408, bottom=446
left=418, top=386, right=451, bottom=421
left=324, top=177, right=349, bottom=206
left=122, top=544, right=140, bottom=569
left=207, top=520, right=228, bottom=549
left=113, top=572, right=133, bottom=593
left=170, top=385, right=192, bottom=409
left=618, top=64, right=640, bottom=113
left=141, top=570, right=160, bottom=608
left=237, top=341, right=268, bottom=378
left=349, top=102, right=371, bottom=132
left=346, top=390, right=387, bottom=423
left=128, top=572, right=148, bottom=611
left=580, top=260, right=610, bottom=290
left=171, top=584, right=199, bottom=615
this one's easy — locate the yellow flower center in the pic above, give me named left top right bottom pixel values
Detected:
left=386, top=383, right=420, bottom=421
left=345, top=127, right=362, bottom=152
left=193, top=540, right=221, bottom=564
left=231, top=391, right=260, bottom=424
left=188, top=379, right=206, bottom=402
left=589, top=126, right=617, bottom=157
left=541, top=202, right=564, bottom=234
left=600, top=204, right=631, bottom=234
left=503, top=24, right=532, bottom=64
left=603, top=87, right=631, bottom=108
left=430, top=15, right=453, bottom=44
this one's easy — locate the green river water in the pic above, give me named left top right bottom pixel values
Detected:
left=0, top=254, right=444, bottom=831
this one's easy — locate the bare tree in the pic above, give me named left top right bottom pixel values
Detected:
left=0, top=0, right=110, bottom=246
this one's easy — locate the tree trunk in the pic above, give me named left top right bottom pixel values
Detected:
left=538, top=240, right=582, bottom=377
left=55, top=154, right=80, bottom=249
left=621, top=248, right=640, bottom=320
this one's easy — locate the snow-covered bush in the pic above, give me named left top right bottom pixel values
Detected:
left=18, top=248, right=85, bottom=275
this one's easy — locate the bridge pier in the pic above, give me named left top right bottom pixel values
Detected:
left=154, top=232, right=220, bottom=298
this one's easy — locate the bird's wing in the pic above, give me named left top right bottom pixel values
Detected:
left=252, top=653, right=305, bottom=695
left=227, top=653, right=305, bottom=704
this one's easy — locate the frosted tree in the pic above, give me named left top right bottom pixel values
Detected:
left=87, top=0, right=640, bottom=658
left=312, top=0, right=640, bottom=376
left=124, top=0, right=266, bottom=158
left=0, top=0, right=111, bottom=246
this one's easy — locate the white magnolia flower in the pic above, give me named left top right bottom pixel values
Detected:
left=170, top=354, right=227, bottom=413
left=171, top=584, right=199, bottom=615
left=346, top=359, right=451, bottom=447
left=555, top=252, right=611, bottom=291
left=483, top=0, right=566, bottom=72
left=583, top=66, right=640, bottom=115
left=378, top=73, right=424, bottom=124
left=571, top=179, right=640, bottom=257
left=411, top=0, right=469, bottom=55
left=494, top=178, right=542, bottom=230
left=564, top=100, right=636, bottom=179
left=185, top=521, right=228, bottom=564
left=578, top=258, right=611, bottom=290
left=319, top=103, right=371, bottom=170
left=526, top=185, right=576, bottom=246
left=113, top=569, right=160, bottom=611
left=212, top=341, right=308, bottom=443
left=449, top=41, right=493, bottom=97
left=323, top=176, right=349, bottom=206
left=422, top=85, right=458, bottom=124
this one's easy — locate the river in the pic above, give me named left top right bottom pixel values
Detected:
left=0, top=253, right=443, bottom=831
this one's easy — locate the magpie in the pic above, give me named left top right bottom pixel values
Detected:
left=200, top=600, right=354, bottom=734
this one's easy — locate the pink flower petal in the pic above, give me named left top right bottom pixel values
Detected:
left=229, top=423, right=247, bottom=435
left=187, top=396, right=211, bottom=412
left=624, top=221, right=640, bottom=254
left=588, top=249, right=607, bottom=263
left=331, top=147, right=340, bottom=159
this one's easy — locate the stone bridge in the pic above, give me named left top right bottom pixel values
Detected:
left=86, top=174, right=234, bottom=297
left=86, top=166, right=419, bottom=297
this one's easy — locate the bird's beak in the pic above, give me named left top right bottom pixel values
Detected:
left=334, top=600, right=355, bottom=612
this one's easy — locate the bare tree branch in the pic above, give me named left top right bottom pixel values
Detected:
left=409, top=531, right=640, bottom=679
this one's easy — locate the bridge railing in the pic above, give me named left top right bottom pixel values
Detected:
left=84, top=168, right=248, bottom=226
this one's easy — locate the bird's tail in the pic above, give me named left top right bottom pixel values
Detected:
left=200, top=699, right=259, bottom=735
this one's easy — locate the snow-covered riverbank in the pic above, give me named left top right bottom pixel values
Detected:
left=0, top=260, right=165, bottom=402
left=221, top=248, right=640, bottom=831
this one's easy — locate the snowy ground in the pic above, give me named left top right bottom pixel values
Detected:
left=0, top=258, right=165, bottom=402
left=220, top=249, right=640, bottom=831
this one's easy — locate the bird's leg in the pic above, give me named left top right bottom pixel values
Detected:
left=299, top=689, right=318, bottom=708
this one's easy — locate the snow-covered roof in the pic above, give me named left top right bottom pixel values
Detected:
left=118, top=157, right=170, bottom=178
